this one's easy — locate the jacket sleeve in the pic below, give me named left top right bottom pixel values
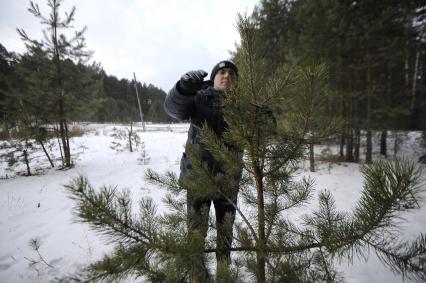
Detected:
left=164, top=81, right=196, bottom=121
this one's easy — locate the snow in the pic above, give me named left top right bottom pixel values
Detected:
left=0, top=123, right=425, bottom=282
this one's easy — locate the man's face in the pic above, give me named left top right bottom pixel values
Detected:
left=213, top=68, right=237, bottom=91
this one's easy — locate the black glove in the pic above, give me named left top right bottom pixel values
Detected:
left=179, top=70, right=208, bottom=94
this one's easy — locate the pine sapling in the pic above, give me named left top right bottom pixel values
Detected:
left=110, top=123, right=142, bottom=153
left=66, top=14, right=426, bottom=283
left=24, top=237, right=54, bottom=270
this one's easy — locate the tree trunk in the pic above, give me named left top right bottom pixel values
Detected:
left=64, top=117, right=71, bottom=166
left=56, top=129, right=64, bottom=164
left=38, top=139, right=54, bottom=168
left=354, top=128, right=360, bottom=162
left=345, top=129, right=354, bottom=162
left=23, top=149, right=31, bottom=176
left=404, top=53, right=409, bottom=93
left=366, top=130, right=372, bottom=163
left=410, top=51, right=420, bottom=128
left=336, top=56, right=347, bottom=160
left=346, top=88, right=354, bottom=162
left=57, top=90, right=71, bottom=168
left=59, top=118, right=70, bottom=167
left=128, top=122, right=133, bottom=152
left=309, top=142, right=315, bottom=172
left=366, top=51, right=373, bottom=163
left=253, top=162, right=266, bottom=283
left=380, top=70, right=390, bottom=158
left=53, top=11, right=71, bottom=168
left=353, top=84, right=360, bottom=163
left=345, top=91, right=354, bottom=162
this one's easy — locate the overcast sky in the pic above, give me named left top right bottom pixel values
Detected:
left=0, top=0, right=259, bottom=91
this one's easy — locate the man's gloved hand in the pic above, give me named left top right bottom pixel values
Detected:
left=179, top=70, right=208, bottom=95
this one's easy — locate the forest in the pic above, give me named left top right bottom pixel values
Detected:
left=247, top=0, right=426, bottom=163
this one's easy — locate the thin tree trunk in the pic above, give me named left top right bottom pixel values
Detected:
left=55, top=126, right=64, bottom=164
left=410, top=51, right=420, bottom=128
left=380, top=70, right=391, bottom=158
left=346, top=70, right=355, bottom=163
left=59, top=116, right=70, bottom=166
left=53, top=8, right=71, bottom=168
left=411, top=51, right=420, bottom=106
left=309, top=142, right=315, bottom=172
left=23, top=149, right=31, bottom=176
left=353, top=89, right=360, bottom=163
left=38, top=139, right=54, bottom=168
left=366, top=51, right=373, bottom=163
left=253, top=162, right=266, bottom=283
left=64, top=117, right=71, bottom=166
left=338, top=56, right=345, bottom=159
left=404, top=54, right=409, bottom=93
left=354, top=128, right=360, bottom=162
left=339, top=99, right=345, bottom=159
left=345, top=129, right=354, bottom=162
left=366, top=130, right=372, bottom=163
left=128, top=122, right=133, bottom=152
left=345, top=90, right=354, bottom=162
left=59, top=121, right=66, bottom=166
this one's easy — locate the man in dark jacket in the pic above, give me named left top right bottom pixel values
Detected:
left=164, top=60, right=240, bottom=279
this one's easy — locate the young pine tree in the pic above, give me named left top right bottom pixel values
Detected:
left=66, top=15, right=426, bottom=283
left=15, top=0, right=99, bottom=167
left=110, top=122, right=142, bottom=153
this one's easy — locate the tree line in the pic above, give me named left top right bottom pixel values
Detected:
left=0, top=44, right=172, bottom=125
left=246, top=0, right=426, bottom=163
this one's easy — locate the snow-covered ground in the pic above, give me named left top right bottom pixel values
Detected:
left=0, top=123, right=425, bottom=282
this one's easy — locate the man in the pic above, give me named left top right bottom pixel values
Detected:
left=164, top=60, right=241, bottom=280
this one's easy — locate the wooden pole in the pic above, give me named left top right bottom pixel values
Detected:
left=133, top=72, right=145, bottom=131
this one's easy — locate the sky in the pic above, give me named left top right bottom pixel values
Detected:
left=0, top=0, right=259, bottom=91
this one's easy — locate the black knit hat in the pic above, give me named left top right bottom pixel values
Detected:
left=210, top=60, right=238, bottom=80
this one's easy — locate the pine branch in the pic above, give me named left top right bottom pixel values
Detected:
left=66, top=176, right=198, bottom=281
left=66, top=176, right=153, bottom=245
left=84, top=243, right=166, bottom=282
left=219, top=189, right=259, bottom=244
left=362, top=234, right=426, bottom=281
left=314, top=247, right=338, bottom=283
left=353, top=159, right=423, bottom=238
left=29, top=238, right=54, bottom=268
left=145, top=169, right=183, bottom=195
